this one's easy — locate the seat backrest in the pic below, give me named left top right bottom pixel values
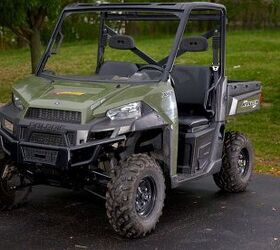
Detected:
left=171, top=65, right=212, bottom=110
left=98, top=61, right=138, bottom=77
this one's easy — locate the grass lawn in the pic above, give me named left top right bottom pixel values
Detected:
left=0, top=30, right=279, bottom=174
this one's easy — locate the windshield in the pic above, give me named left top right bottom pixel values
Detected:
left=42, top=10, right=180, bottom=83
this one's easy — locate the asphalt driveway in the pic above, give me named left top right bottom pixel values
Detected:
left=0, top=174, right=279, bottom=250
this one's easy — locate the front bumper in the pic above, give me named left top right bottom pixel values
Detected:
left=0, top=102, right=165, bottom=169
left=0, top=127, right=125, bottom=169
left=0, top=103, right=128, bottom=169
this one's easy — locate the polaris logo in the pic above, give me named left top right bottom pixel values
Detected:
left=241, top=99, right=259, bottom=109
left=29, top=122, right=66, bottom=132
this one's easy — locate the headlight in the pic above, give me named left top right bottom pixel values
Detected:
left=12, top=93, right=24, bottom=110
left=106, top=102, right=142, bottom=120
left=2, top=119, right=14, bottom=134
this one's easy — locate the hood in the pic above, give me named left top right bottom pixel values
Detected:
left=13, top=75, right=130, bottom=123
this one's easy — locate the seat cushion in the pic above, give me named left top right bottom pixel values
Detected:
left=179, top=116, right=209, bottom=129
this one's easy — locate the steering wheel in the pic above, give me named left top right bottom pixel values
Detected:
left=138, top=64, right=164, bottom=72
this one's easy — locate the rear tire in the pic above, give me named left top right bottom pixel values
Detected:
left=213, top=132, right=254, bottom=193
left=106, top=154, right=165, bottom=238
left=0, top=159, right=32, bottom=210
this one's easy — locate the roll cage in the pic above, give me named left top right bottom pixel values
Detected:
left=37, top=2, right=226, bottom=82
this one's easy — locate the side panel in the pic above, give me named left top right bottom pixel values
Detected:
left=227, top=81, right=261, bottom=116
left=178, top=125, right=216, bottom=174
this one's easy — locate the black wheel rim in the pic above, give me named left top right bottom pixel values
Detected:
left=238, top=148, right=250, bottom=178
left=135, top=176, right=157, bottom=217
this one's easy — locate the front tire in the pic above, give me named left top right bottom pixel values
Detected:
left=213, top=132, right=254, bottom=193
left=106, top=154, right=165, bottom=238
left=0, top=159, right=32, bottom=210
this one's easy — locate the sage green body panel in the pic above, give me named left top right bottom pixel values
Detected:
left=12, top=75, right=179, bottom=176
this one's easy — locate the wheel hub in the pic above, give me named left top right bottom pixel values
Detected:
left=238, top=149, right=249, bottom=177
left=135, top=177, right=157, bottom=217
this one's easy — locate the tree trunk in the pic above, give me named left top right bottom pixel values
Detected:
left=29, top=28, right=42, bottom=74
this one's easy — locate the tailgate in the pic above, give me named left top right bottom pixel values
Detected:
left=227, top=81, right=262, bottom=116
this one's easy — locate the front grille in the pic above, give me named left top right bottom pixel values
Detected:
left=30, top=133, right=66, bottom=147
left=25, top=108, right=81, bottom=124
left=22, top=147, right=58, bottom=166
left=67, top=132, right=76, bottom=146
left=20, top=127, right=76, bottom=147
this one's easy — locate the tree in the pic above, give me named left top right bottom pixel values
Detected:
left=0, top=0, right=63, bottom=73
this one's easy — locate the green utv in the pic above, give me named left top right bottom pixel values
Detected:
left=0, top=3, right=261, bottom=238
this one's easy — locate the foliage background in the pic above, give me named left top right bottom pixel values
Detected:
left=1, top=0, right=280, bottom=49
left=0, top=0, right=279, bottom=174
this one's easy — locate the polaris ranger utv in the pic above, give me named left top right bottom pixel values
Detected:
left=0, top=3, right=261, bottom=238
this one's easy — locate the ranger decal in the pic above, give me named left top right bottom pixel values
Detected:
left=241, top=99, right=259, bottom=109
